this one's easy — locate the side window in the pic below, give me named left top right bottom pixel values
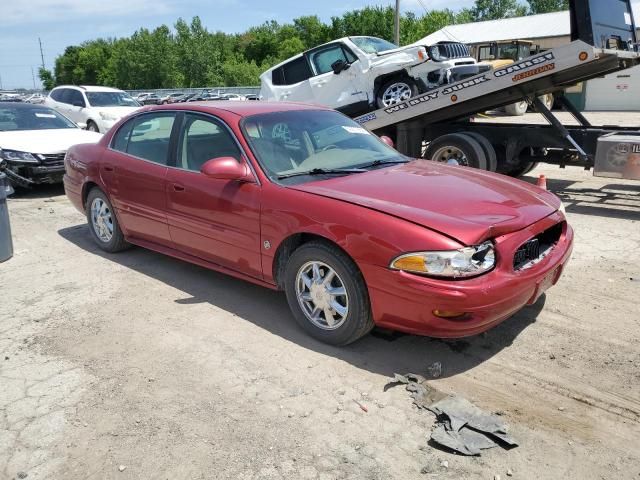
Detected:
left=178, top=114, right=241, bottom=172
left=310, top=44, right=349, bottom=75
left=57, top=89, right=72, bottom=105
left=50, top=89, right=63, bottom=102
left=67, top=89, right=85, bottom=107
left=272, top=67, right=286, bottom=86
left=281, top=57, right=313, bottom=85
left=111, top=119, right=134, bottom=152
left=126, top=113, right=176, bottom=165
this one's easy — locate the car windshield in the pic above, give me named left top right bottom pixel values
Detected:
left=85, top=92, right=140, bottom=107
left=0, top=105, right=77, bottom=131
left=242, top=110, right=406, bottom=183
left=350, top=36, right=398, bottom=54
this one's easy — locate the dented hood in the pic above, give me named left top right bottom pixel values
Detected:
left=290, top=160, right=561, bottom=245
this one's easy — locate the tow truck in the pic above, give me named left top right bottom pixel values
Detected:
left=353, top=0, right=640, bottom=180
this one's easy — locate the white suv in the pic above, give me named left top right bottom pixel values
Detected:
left=45, top=85, right=141, bottom=133
left=260, top=36, right=484, bottom=115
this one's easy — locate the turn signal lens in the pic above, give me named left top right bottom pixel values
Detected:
left=391, top=255, right=428, bottom=273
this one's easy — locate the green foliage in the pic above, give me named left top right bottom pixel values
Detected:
left=526, top=0, right=569, bottom=14
left=50, top=0, right=571, bottom=90
left=472, top=0, right=528, bottom=21
left=38, top=68, right=55, bottom=90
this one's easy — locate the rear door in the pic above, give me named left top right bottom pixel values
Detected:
left=269, top=56, right=314, bottom=102
left=165, top=112, right=262, bottom=277
left=106, top=112, right=177, bottom=246
left=64, top=89, right=87, bottom=124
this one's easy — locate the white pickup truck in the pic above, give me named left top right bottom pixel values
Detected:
left=260, top=36, right=486, bottom=115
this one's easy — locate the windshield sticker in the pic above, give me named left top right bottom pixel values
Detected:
left=35, top=113, right=56, bottom=118
left=512, top=63, right=555, bottom=82
left=494, top=52, right=555, bottom=78
left=343, top=126, right=369, bottom=134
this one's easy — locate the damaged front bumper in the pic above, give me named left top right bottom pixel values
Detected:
left=1, top=161, right=65, bottom=187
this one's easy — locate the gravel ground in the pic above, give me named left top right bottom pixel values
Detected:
left=1, top=154, right=639, bottom=479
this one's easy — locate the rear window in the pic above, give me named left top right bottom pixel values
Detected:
left=272, top=57, right=312, bottom=85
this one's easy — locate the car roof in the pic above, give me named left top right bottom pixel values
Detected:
left=53, top=85, right=125, bottom=93
left=0, top=101, right=53, bottom=109
left=145, top=101, right=332, bottom=117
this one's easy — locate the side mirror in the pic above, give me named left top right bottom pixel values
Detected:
left=331, top=59, right=349, bottom=75
left=200, top=157, right=254, bottom=182
left=379, top=135, right=395, bottom=148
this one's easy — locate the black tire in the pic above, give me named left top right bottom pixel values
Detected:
left=504, top=101, right=528, bottom=116
left=284, top=241, right=374, bottom=346
left=376, top=77, right=418, bottom=109
left=424, top=133, right=488, bottom=170
left=85, top=188, right=129, bottom=253
left=463, top=132, right=497, bottom=172
left=86, top=120, right=99, bottom=133
left=505, top=161, right=540, bottom=177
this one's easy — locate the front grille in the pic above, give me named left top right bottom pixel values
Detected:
left=432, top=42, right=471, bottom=59
left=513, top=222, right=564, bottom=270
left=37, top=153, right=66, bottom=166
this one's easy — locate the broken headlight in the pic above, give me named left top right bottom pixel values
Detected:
left=390, top=241, right=495, bottom=278
left=0, top=149, right=39, bottom=164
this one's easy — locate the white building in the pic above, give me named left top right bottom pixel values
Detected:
left=414, top=5, right=640, bottom=111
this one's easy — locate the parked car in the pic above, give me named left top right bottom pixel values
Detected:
left=134, top=93, right=151, bottom=102
left=45, top=85, right=141, bottom=133
left=218, top=93, right=246, bottom=101
left=0, top=102, right=101, bottom=187
left=159, top=92, right=185, bottom=104
left=138, top=93, right=162, bottom=105
left=260, top=36, right=486, bottom=114
left=63, top=101, right=573, bottom=345
left=174, top=93, right=197, bottom=103
left=24, top=93, right=46, bottom=104
left=244, top=94, right=260, bottom=101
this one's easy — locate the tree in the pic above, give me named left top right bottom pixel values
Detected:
left=526, top=0, right=569, bottom=14
left=38, top=68, right=55, bottom=90
left=472, top=0, right=527, bottom=21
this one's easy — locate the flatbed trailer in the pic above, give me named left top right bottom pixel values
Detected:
left=353, top=0, right=640, bottom=180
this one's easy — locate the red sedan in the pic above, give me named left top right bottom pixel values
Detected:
left=64, top=102, right=573, bottom=345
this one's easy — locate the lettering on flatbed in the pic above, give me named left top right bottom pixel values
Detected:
left=494, top=52, right=555, bottom=77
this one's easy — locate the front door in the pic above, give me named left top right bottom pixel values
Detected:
left=165, top=113, right=262, bottom=278
left=106, top=111, right=176, bottom=245
left=307, top=43, right=367, bottom=110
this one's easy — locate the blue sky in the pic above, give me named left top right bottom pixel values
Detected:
left=0, top=0, right=476, bottom=89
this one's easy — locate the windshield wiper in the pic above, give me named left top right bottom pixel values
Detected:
left=277, top=167, right=367, bottom=180
left=359, top=158, right=409, bottom=169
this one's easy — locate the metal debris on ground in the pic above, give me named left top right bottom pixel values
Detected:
left=386, top=373, right=518, bottom=456
left=427, top=361, right=442, bottom=378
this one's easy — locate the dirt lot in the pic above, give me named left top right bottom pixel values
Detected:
left=1, top=139, right=640, bottom=479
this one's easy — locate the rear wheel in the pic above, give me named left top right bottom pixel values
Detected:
left=376, top=78, right=418, bottom=109
left=424, top=133, right=488, bottom=170
left=284, top=241, right=374, bottom=346
left=463, top=132, right=497, bottom=172
left=86, top=188, right=129, bottom=253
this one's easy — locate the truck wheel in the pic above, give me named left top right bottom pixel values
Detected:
left=424, top=133, right=488, bottom=170
left=504, top=101, right=528, bottom=116
left=506, top=161, right=540, bottom=177
left=376, top=78, right=418, bottom=108
left=463, top=132, right=497, bottom=172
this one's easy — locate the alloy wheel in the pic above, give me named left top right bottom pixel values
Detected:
left=90, top=197, right=113, bottom=243
left=295, top=261, right=349, bottom=330
left=382, top=82, right=413, bottom=107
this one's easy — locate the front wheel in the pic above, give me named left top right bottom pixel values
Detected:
left=86, top=120, right=99, bottom=133
left=376, top=78, right=418, bottom=109
left=86, top=188, right=129, bottom=252
left=284, top=241, right=374, bottom=346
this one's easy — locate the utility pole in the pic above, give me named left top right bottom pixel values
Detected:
left=38, top=37, right=45, bottom=69
left=0, top=73, right=3, bottom=90
left=31, top=67, right=37, bottom=90
left=394, top=0, right=400, bottom=45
